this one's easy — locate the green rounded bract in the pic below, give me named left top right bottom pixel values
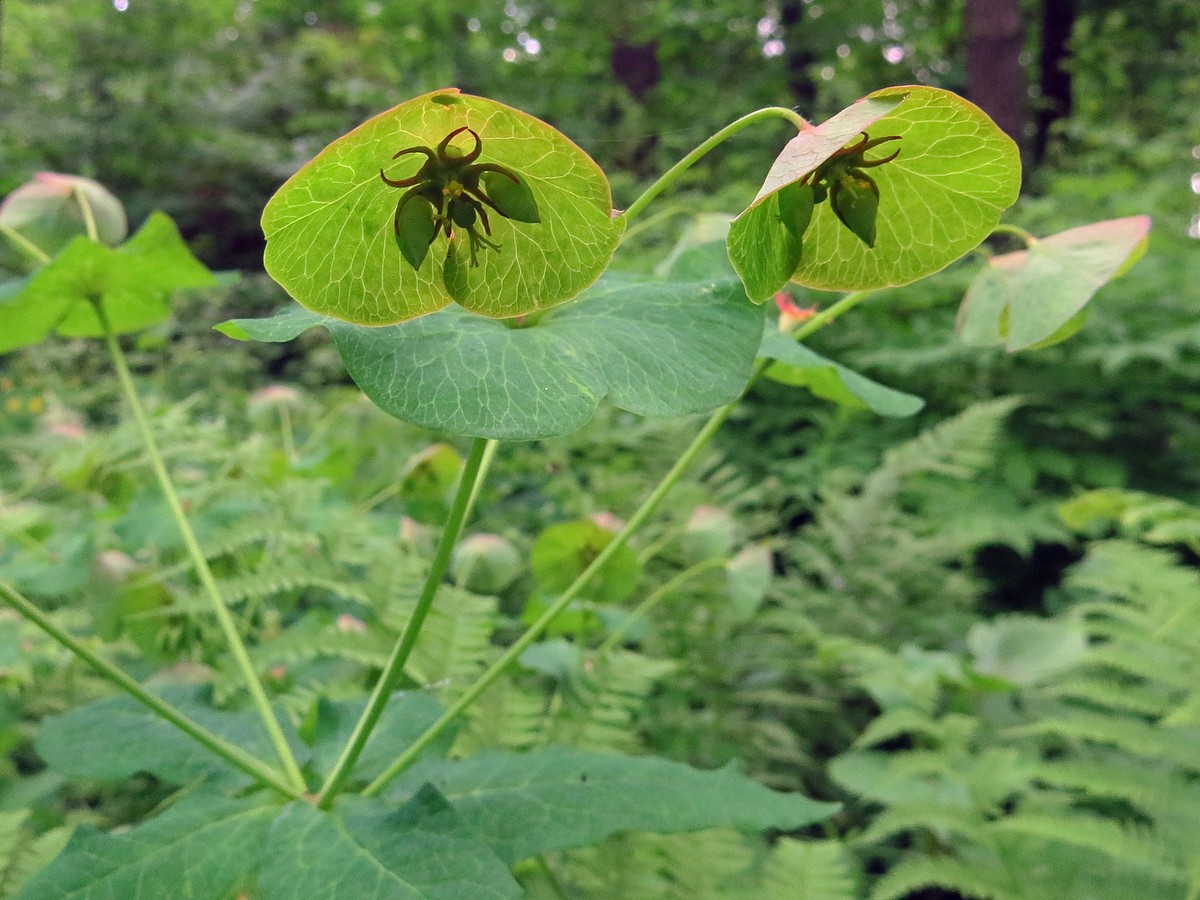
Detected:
left=262, top=90, right=623, bottom=326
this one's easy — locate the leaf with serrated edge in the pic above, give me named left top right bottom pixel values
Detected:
left=383, top=746, right=838, bottom=863
left=258, top=789, right=521, bottom=900
left=15, top=794, right=275, bottom=900
left=218, top=276, right=761, bottom=440
left=957, top=216, right=1151, bottom=351
left=262, top=89, right=622, bottom=325
left=759, top=326, right=924, bottom=417
left=35, top=685, right=306, bottom=786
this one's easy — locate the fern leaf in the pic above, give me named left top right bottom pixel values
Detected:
left=757, top=838, right=858, bottom=900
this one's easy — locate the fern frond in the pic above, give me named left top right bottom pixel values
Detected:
left=457, top=680, right=547, bottom=754
left=547, top=650, right=676, bottom=753
left=869, top=854, right=1003, bottom=900
left=877, top=397, right=1022, bottom=483
left=757, top=838, right=858, bottom=900
left=852, top=707, right=948, bottom=749
left=406, top=587, right=498, bottom=700
left=1043, top=674, right=1175, bottom=717
left=0, top=811, right=71, bottom=898
left=1005, top=710, right=1200, bottom=770
left=854, top=803, right=985, bottom=847
left=990, top=813, right=1178, bottom=874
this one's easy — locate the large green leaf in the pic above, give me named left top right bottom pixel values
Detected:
left=15, top=794, right=275, bottom=900
left=384, top=746, right=839, bottom=863
left=262, top=89, right=622, bottom=325
left=0, top=212, right=214, bottom=353
left=258, top=789, right=521, bottom=899
left=35, top=686, right=305, bottom=786
left=957, top=216, right=1152, bottom=351
left=308, top=692, right=453, bottom=784
left=731, top=87, right=1019, bottom=297
left=967, top=615, right=1088, bottom=687
left=218, top=276, right=762, bottom=439
left=759, top=326, right=924, bottom=417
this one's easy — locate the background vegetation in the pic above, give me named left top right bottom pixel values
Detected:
left=2, top=1, right=1200, bottom=896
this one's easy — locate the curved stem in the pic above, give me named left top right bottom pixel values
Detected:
left=788, top=290, right=874, bottom=341
left=73, top=187, right=99, bottom=242
left=0, top=224, right=51, bottom=265
left=459, top=438, right=499, bottom=529
left=317, top=436, right=490, bottom=808
left=621, top=106, right=808, bottom=226
left=99, top=310, right=307, bottom=794
left=0, top=581, right=301, bottom=798
left=361, top=382, right=757, bottom=797
left=598, top=556, right=727, bottom=655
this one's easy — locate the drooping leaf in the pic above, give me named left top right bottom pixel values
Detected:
left=218, top=276, right=761, bottom=440
left=0, top=212, right=214, bottom=354
left=726, top=182, right=813, bottom=302
left=0, top=173, right=126, bottom=275
left=759, top=325, right=924, bottom=417
left=262, top=89, right=621, bottom=325
left=15, top=793, right=276, bottom=900
left=35, top=685, right=305, bottom=786
left=258, top=789, right=521, bottom=900
left=531, top=519, right=642, bottom=603
left=383, top=746, right=839, bottom=864
left=957, top=216, right=1152, bottom=351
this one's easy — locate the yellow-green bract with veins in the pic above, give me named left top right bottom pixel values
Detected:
left=262, top=89, right=623, bottom=326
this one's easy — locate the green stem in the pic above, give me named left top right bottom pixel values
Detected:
left=988, top=222, right=1039, bottom=247
left=788, top=290, right=874, bottom=341
left=459, top=438, right=499, bottom=529
left=361, top=387, right=754, bottom=797
left=0, top=224, right=51, bottom=265
left=99, top=312, right=307, bottom=794
left=317, top=436, right=490, bottom=808
left=362, top=286, right=876, bottom=795
left=0, top=581, right=302, bottom=798
left=598, top=556, right=727, bottom=655
left=73, top=187, right=99, bottom=242
left=622, top=106, right=807, bottom=226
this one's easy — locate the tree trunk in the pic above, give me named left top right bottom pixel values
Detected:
left=964, top=0, right=1027, bottom=150
left=778, top=0, right=817, bottom=108
left=1035, top=0, right=1075, bottom=161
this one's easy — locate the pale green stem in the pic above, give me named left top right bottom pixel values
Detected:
left=598, top=556, right=727, bottom=655
left=277, top=402, right=295, bottom=460
left=361, top=387, right=753, bottom=796
left=0, top=224, right=51, bottom=265
left=787, top=290, right=874, bottom=341
left=0, top=581, right=302, bottom=798
left=317, top=437, right=490, bottom=808
left=988, top=222, right=1039, bottom=247
left=618, top=202, right=692, bottom=246
left=362, top=284, right=883, bottom=793
left=99, top=310, right=307, bottom=793
left=459, top=438, right=500, bottom=529
left=622, top=106, right=808, bottom=225
left=73, top=187, right=99, bottom=242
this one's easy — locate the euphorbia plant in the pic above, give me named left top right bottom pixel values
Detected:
left=0, top=83, right=1148, bottom=897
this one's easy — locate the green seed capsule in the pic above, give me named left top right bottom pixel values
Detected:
left=830, top=173, right=881, bottom=248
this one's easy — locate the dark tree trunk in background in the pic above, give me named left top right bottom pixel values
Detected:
left=1035, top=0, right=1075, bottom=162
left=778, top=0, right=817, bottom=108
left=964, top=0, right=1027, bottom=150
